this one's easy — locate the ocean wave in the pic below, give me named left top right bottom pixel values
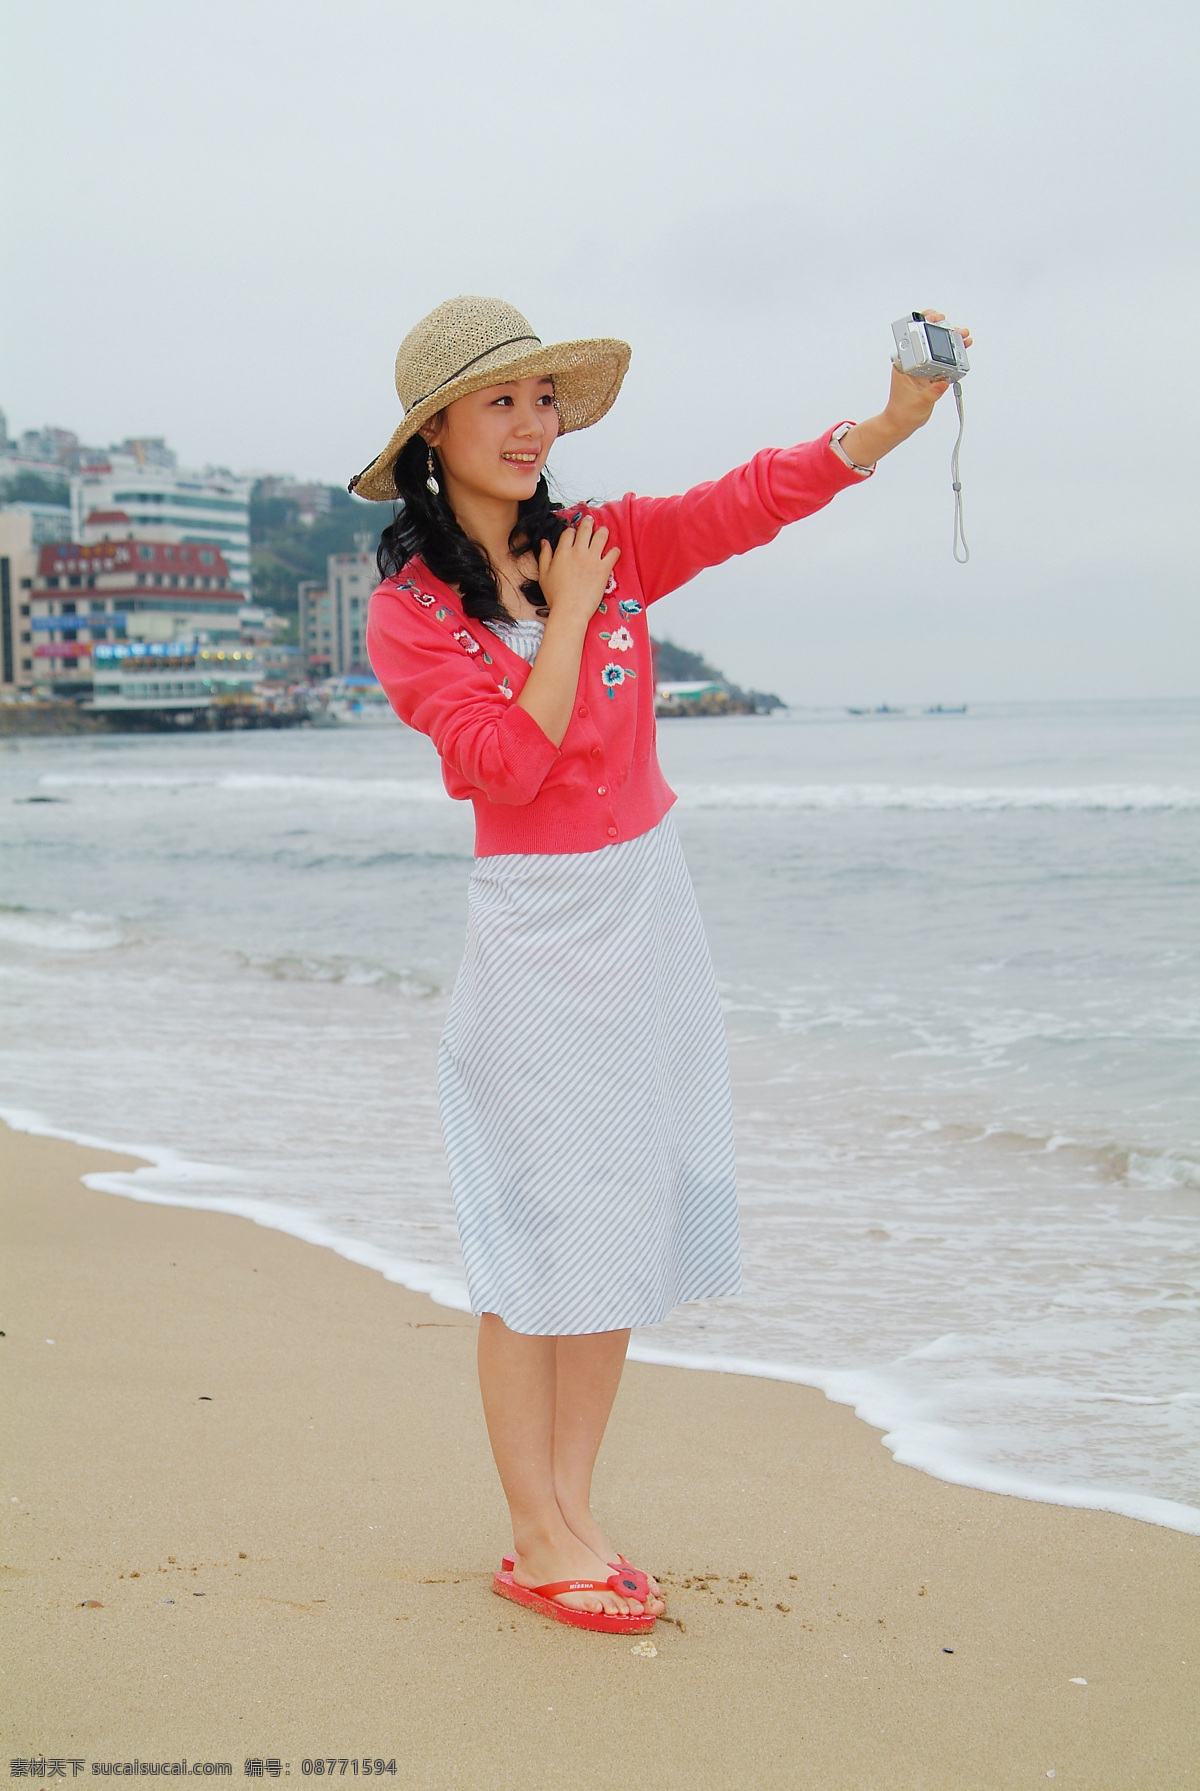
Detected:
left=6, top=1103, right=1196, bottom=1537
left=3, top=1102, right=1197, bottom=1537
left=1126, top=1150, right=1200, bottom=1191
left=624, top=1345, right=1200, bottom=1536
left=217, top=773, right=448, bottom=800
left=674, top=782, right=1200, bottom=811
left=237, top=951, right=441, bottom=997
left=0, top=1104, right=473, bottom=1313
left=39, top=771, right=450, bottom=802
left=38, top=771, right=205, bottom=789
left=36, top=770, right=1200, bottom=812
left=0, top=907, right=126, bottom=952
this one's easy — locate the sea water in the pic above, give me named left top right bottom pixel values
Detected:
left=2, top=700, right=1197, bottom=1531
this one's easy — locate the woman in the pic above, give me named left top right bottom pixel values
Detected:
left=357, top=295, right=969, bottom=1635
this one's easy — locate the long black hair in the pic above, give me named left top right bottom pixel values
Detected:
left=376, top=429, right=570, bottom=624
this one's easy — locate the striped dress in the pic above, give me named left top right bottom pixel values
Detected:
left=437, top=616, right=741, bottom=1336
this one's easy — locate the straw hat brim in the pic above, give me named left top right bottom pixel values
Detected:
left=350, top=336, right=631, bottom=502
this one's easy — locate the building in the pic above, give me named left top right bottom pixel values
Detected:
left=298, top=579, right=332, bottom=673
left=5, top=423, right=79, bottom=473
left=1, top=412, right=178, bottom=480
left=2, top=501, right=73, bottom=546
left=254, top=477, right=333, bottom=523
left=0, top=508, right=38, bottom=691
left=236, top=604, right=289, bottom=646
left=72, top=459, right=252, bottom=598
left=27, top=538, right=242, bottom=697
left=655, top=679, right=723, bottom=702
left=115, top=438, right=177, bottom=471
left=91, top=640, right=259, bottom=719
left=299, top=549, right=376, bottom=676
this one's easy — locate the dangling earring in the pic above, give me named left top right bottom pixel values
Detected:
left=425, top=446, right=440, bottom=496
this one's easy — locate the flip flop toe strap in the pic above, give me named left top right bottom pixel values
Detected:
left=531, top=1572, right=647, bottom=1602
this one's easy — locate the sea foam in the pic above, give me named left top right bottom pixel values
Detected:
left=4, top=1103, right=1196, bottom=1537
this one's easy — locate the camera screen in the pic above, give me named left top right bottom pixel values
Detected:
left=925, top=324, right=957, bottom=364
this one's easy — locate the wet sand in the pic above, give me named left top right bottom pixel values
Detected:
left=2, top=1121, right=1197, bottom=1789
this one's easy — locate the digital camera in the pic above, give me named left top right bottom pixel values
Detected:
left=892, top=314, right=970, bottom=381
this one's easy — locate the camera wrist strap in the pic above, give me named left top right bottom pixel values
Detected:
left=951, top=380, right=969, bottom=564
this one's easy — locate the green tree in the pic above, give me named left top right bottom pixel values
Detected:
left=251, top=483, right=384, bottom=615
left=0, top=469, right=70, bottom=507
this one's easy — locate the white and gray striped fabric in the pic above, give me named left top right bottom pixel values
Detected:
left=483, top=615, right=544, bottom=664
left=438, top=813, right=741, bottom=1335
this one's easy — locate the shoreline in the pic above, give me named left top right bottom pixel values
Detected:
left=3, top=1119, right=1198, bottom=1787
left=5, top=1103, right=1197, bottom=1539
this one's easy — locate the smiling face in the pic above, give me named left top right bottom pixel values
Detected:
left=422, top=377, right=559, bottom=508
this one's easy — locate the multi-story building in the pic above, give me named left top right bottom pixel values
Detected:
left=0, top=508, right=38, bottom=691
left=254, top=477, right=333, bottom=523
left=6, top=423, right=80, bottom=472
left=28, top=539, right=242, bottom=696
left=1, top=414, right=178, bottom=480
left=298, top=579, right=332, bottom=673
left=299, top=550, right=376, bottom=677
left=72, top=459, right=252, bottom=598
left=2, top=501, right=73, bottom=547
left=91, top=640, right=260, bottom=719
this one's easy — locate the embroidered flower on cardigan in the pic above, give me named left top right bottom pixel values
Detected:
left=453, top=628, right=482, bottom=655
left=604, top=573, right=618, bottom=595
left=618, top=598, right=643, bottom=618
left=499, top=676, right=514, bottom=700
left=401, top=582, right=437, bottom=608
left=599, top=625, right=634, bottom=652
left=434, top=606, right=450, bottom=621
left=601, top=662, right=636, bottom=698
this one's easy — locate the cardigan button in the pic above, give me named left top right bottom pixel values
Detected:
left=607, top=826, right=618, bottom=838
left=597, top=785, right=607, bottom=796
left=590, top=746, right=601, bottom=758
left=577, top=704, right=589, bottom=718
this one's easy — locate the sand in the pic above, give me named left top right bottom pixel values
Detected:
left=1, top=1121, right=1197, bottom=1789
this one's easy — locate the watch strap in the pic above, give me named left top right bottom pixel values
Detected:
left=830, top=422, right=875, bottom=476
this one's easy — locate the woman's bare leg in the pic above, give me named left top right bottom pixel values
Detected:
left=476, top=1312, right=643, bottom=1616
left=552, top=1329, right=664, bottom=1615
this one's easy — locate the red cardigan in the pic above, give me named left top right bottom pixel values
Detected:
left=366, top=426, right=868, bottom=856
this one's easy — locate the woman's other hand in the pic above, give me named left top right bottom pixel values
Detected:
left=517, top=519, right=621, bottom=747
left=838, top=310, right=972, bottom=468
left=537, top=517, right=620, bottom=631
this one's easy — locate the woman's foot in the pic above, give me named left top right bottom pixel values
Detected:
left=556, top=1504, right=665, bottom=1616
left=512, top=1528, right=647, bottom=1617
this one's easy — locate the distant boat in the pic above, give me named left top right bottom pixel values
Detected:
left=845, top=704, right=905, bottom=716
left=924, top=704, right=968, bottom=714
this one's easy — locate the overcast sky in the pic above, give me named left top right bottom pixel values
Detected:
left=2, top=0, right=1196, bottom=703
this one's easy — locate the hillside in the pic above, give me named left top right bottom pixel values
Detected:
left=250, top=484, right=380, bottom=615
left=0, top=469, right=71, bottom=506
left=652, top=636, right=783, bottom=711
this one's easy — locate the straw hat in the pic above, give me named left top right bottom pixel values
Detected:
left=349, top=296, right=632, bottom=502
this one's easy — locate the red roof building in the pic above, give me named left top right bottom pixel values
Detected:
left=29, top=538, right=245, bottom=692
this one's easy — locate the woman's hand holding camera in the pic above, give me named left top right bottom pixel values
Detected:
left=838, top=310, right=972, bottom=470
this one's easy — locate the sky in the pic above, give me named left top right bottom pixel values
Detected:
left=2, top=0, right=1197, bottom=704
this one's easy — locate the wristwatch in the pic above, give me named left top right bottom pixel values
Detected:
left=830, top=423, right=875, bottom=476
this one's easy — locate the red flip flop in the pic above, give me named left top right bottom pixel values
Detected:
left=492, top=1557, right=656, bottom=1634
left=610, top=1555, right=665, bottom=1607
